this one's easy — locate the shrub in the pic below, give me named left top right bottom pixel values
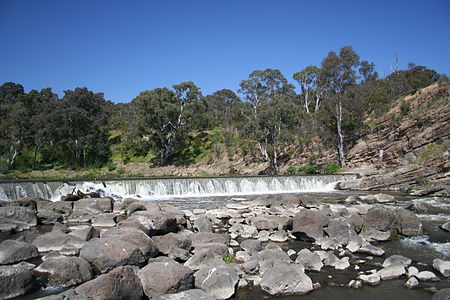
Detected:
left=287, top=166, right=298, bottom=174
left=223, top=255, right=238, bottom=264
left=299, top=165, right=319, bottom=174
left=323, top=163, right=340, bottom=174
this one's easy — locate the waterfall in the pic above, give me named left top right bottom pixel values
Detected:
left=0, top=175, right=356, bottom=202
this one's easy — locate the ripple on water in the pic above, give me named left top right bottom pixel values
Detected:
left=400, top=235, right=450, bottom=258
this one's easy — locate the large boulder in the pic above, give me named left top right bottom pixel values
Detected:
left=240, top=239, right=262, bottom=254
left=394, top=208, right=423, bottom=236
left=0, top=206, right=37, bottom=229
left=153, top=289, right=214, bottom=300
left=194, top=265, right=239, bottom=299
left=433, top=258, right=450, bottom=277
left=73, top=198, right=113, bottom=213
left=292, top=209, right=328, bottom=241
left=324, top=220, right=357, bottom=245
left=34, top=256, right=93, bottom=287
left=152, top=233, right=192, bottom=261
left=32, top=230, right=85, bottom=252
left=251, top=215, right=291, bottom=231
left=184, top=248, right=225, bottom=271
left=361, top=207, right=397, bottom=241
left=138, top=257, right=194, bottom=298
left=254, top=249, right=292, bottom=274
left=295, top=249, right=323, bottom=271
left=80, top=237, right=146, bottom=273
left=382, top=255, right=412, bottom=268
left=0, top=262, right=37, bottom=299
left=119, top=210, right=177, bottom=236
left=377, top=263, right=406, bottom=280
left=75, top=266, right=144, bottom=300
left=102, top=226, right=158, bottom=258
left=0, top=240, right=39, bottom=265
left=193, top=215, right=213, bottom=232
left=191, top=232, right=230, bottom=248
left=35, top=200, right=72, bottom=224
left=260, top=263, right=313, bottom=296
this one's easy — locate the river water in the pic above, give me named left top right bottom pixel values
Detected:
left=3, top=176, right=449, bottom=299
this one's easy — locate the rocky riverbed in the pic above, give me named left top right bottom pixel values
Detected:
left=0, top=192, right=449, bottom=300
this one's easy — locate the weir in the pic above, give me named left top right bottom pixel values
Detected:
left=0, top=175, right=356, bottom=202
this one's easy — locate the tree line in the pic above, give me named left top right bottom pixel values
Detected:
left=0, top=46, right=444, bottom=175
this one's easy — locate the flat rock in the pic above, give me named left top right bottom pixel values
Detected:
left=0, top=262, right=38, bottom=299
left=357, top=243, right=385, bottom=256
left=91, top=213, right=116, bottom=227
left=0, top=240, right=39, bottom=265
left=433, top=258, right=450, bottom=277
left=382, top=255, right=412, bottom=268
left=32, top=231, right=85, bottom=252
left=194, top=265, right=239, bottom=299
left=416, top=270, right=439, bottom=281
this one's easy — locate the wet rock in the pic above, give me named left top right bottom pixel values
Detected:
left=32, top=230, right=85, bottom=252
left=34, top=256, right=93, bottom=287
left=295, top=249, right=323, bottom=271
left=357, top=243, right=385, bottom=256
left=240, top=239, right=262, bottom=254
left=138, top=257, right=194, bottom=298
left=292, top=209, right=328, bottom=241
left=382, top=255, right=412, bottom=268
left=75, top=266, right=144, bottom=300
left=404, top=276, right=419, bottom=288
left=357, top=273, right=381, bottom=285
left=251, top=215, right=291, bottom=231
left=377, top=263, right=406, bottom=280
left=361, top=207, right=397, bottom=241
left=191, top=232, right=230, bottom=248
left=260, top=263, right=313, bottom=296
left=0, top=262, right=37, bottom=299
left=432, top=288, right=450, bottom=300
left=193, top=215, right=213, bottom=232
left=0, top=240, right=39, bottom=265
left=348, top=279, right=363, bottom=288
left=101, top=227, right=159, bottom=259
left=394, top=208, right=423, bottom=236
left=440, top=222, right=450, bottom=232
left=433, top=258, right=450, bottom=277
left=194, top=265, right=239, bottom=299
left=80, top=237, right=146, bottom=273
left=153, top=289, right=214, bottom=300
left=416, top=271, right=439, bottom=281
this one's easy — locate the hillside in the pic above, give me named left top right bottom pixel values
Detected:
left=339, top=81, right=450, bottom=194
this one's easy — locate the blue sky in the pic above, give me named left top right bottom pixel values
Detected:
left=1, top=0, right=449, bottom=102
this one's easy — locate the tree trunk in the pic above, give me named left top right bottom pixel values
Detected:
left=336, top=100, right=346, bottom=167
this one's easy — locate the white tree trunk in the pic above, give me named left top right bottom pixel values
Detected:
left=336, top=100, right=346, bottom=167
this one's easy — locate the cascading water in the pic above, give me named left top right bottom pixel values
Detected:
left=0, top=174, right=356, bottom=202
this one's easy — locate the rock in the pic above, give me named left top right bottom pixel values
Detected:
left=75, top=266, right=144, bottom=300
left=292, top=209, right=328, bottom=241
left=295, top=249, right=323, bottom=271
left=251, top=215, right=291, bottom=231
left=343, top=196, right=359, bottom=204
left=407, top=266, right=419, bottom=277
left=315, top=237, right=340, bottom=250
left=80, top=237, right=146, bottom=273
left=240, top=239, right=262, bottom=254
left=138, top=257, right=194, bottom=298
left=269, top=230, right=288, bottom=242
left=0, top=240, right=39, bottom=265
left=120, top=210, right=177, bottom=236
left=348, top=279, right=363, bottom=288
left=374, top=193, right=395, bottom=203
left=257, top=230, right=270, bottom=242
left=0, top=262, right=37, bottom=299
left=433, top=288, right=450, bottom=300
left=242, top=259, right=259, bottom=274
left=382, top=255, right=412, bottom=268
left=34, top=256, right=93, bottom=287
left=409, top=201, right=429, bottom=213
left=334, top=257, right=350, bottom=270
left=69, top=225, right=98, bottom=241
left=32, top=231, right=85, bottom=252
left=357, top=243, right=385, bottom=256
left=300, top=198, right=323, bottom=208
left=358, top=273, right=381, bottom=285
left=346, top=235, right=363, bottom=252
left=102, top=226, right=158, bottom=259
left=184, top=249, right=225, bottom=271
left=433, top=258, right=450, bottom=277
left=377, top=263, right=406, bottom=280
left=404, top=276, right=419, bottom=288
left=193, top=215, right=213, bottom=232
left=194, top=243, right=229, bottom=256
left=416, top=271, right=439, bottom=281
left=73, top=197, right=113, bottom=213
left=229, top=224, right=258, bottom=238
left=35, top=200, right=72, bottom=224
left=153, top=289, right=215, bottom=300
left=260, top=263, right=313, bottom=296
left=346, top=213, right=364, bottom=232
left=0, top=206, right=37, bottom=229
left=194, top=265, right=239, bottom=299
left=153, top=232, right=192, bottom=260
left=324, top=220, right=357, bottom=245
left=256, top=249, right=292, bottom=274
left=191, top=232, right=230, bottom=248
left=440, top=222, right=450, bottom=232
left=394, top=208, right=423, bottom=236
left=361, top=207, right=397, bottom=241
left=91, top=213, right=116, bottom=227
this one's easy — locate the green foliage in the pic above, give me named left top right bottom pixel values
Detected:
left=400, top=100, right=410, bottom=116
left=323, top=163, right=340, bottom=174
left=299, top=164, right=319, bottom=174
left=416, top=140, right=449, bottom=163
left=287, top=166, right=298, bottom=174
left=223, top=255, right=238, bottom=264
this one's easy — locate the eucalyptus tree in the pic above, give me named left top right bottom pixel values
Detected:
left=293, top=65, right=324, bottom=113
left=133, top=82, right=203, bottom=166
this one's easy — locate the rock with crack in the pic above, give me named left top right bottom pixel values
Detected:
left=194, top=265, right=239, bottom=299
left=0, top=240, right=39, bottom=265
left=34, top=256, right=93, bottom=287
left=295, top=249, right=323, bottom=271
left=0, top=262, right=38, bottom=299
left=361, top=207, right=397, bottom=241
left=292, top=209, right=328, bottom=241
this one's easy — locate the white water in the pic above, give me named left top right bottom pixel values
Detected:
left=400, top=235, right=450, bottom=258
left=0, top=175, right=355, bottom=202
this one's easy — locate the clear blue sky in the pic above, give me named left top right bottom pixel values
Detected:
left=1, top=0, right=449, bottom=102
